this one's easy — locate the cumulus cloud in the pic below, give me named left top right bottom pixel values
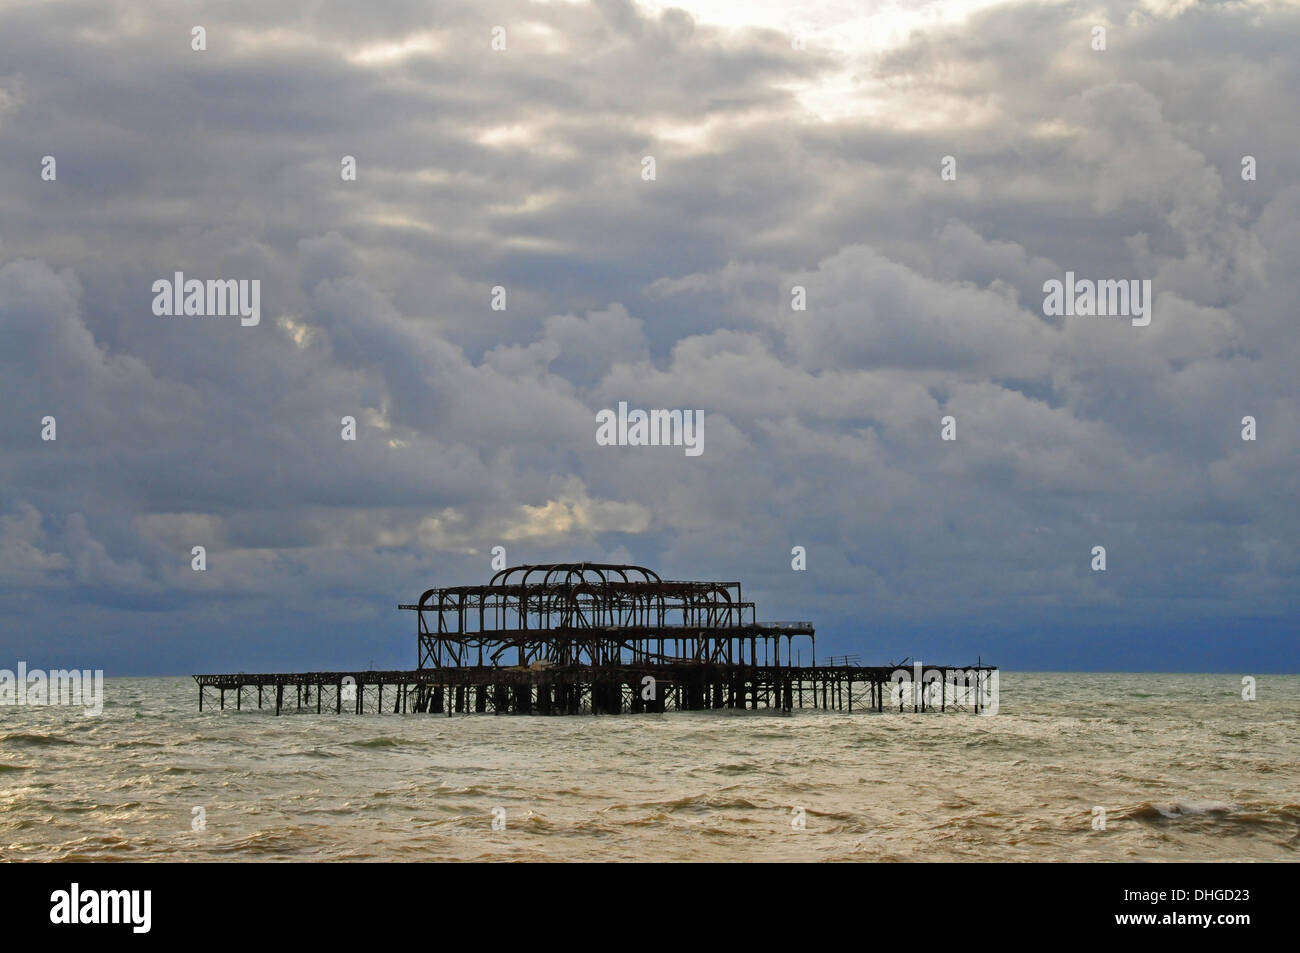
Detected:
left=0, top=0, right=1295, bottom=672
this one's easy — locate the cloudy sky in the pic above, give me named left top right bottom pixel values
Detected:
left=1, top=0, right=1296, bottom=674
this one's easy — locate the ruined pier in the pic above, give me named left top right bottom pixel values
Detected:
left=194, top=563, right=996, bottom=716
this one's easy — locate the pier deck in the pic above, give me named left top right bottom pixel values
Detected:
left=193, top=662, right=997, bottom=715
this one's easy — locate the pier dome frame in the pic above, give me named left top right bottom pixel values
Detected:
left=400, top=562, right=815, bottom=671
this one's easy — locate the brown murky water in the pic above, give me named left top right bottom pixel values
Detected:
left=1, top=673, right=1296, bottom=861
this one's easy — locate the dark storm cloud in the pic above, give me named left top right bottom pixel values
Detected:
left=0, top=0, right=1295, bottom=672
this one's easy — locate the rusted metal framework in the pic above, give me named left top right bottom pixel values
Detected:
left=399, top=562, right=815, bottom=670
left=194, top=561, right=997, bottom=716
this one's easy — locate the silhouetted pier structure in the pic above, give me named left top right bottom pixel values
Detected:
left=193, top=563, right=996, bottom=715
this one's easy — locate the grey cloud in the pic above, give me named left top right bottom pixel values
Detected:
left=0, top=0, right=1295, bottom=672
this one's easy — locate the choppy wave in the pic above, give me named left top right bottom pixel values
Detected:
left=344, top=736, right=406, bottom=749
left=0, top=673, right=1297, bottom=861
left=1, top=731, right=80, bottom=747
left=1120, top=800, right=1300, bottom=829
